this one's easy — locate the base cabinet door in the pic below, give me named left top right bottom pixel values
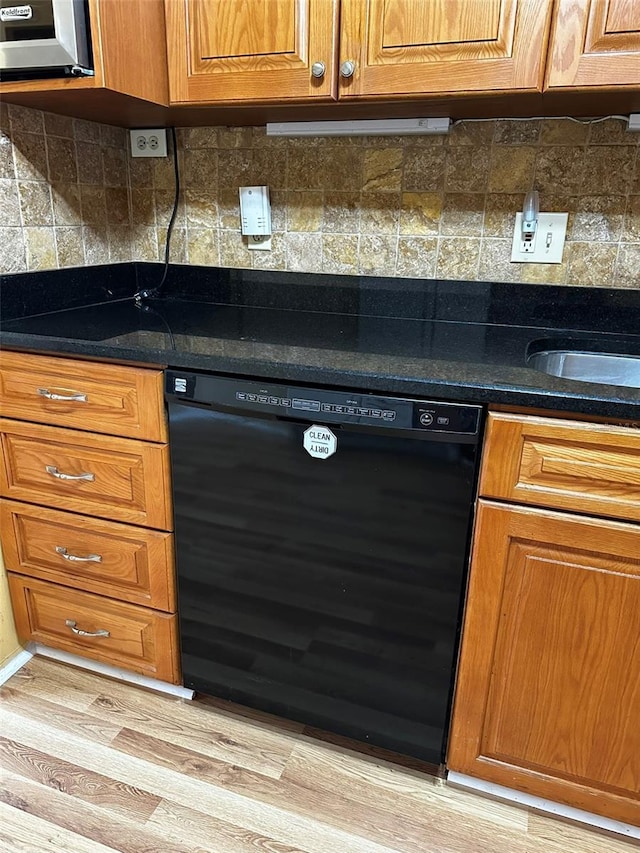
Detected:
left=166, top=0, right=339, bottom=103
left=547, top=0, right=640, bottom=88
left=448, top=501, right=640, bottom=826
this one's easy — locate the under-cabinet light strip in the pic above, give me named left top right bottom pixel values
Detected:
left=266, top=118, right=451, bottom=137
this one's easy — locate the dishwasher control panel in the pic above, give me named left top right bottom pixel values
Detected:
left=166, top=372, right=482, bottom=436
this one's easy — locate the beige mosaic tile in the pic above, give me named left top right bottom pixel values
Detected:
left=18, top=181, right=53, bottom=226
left=589, top=118, right=637, bottom=145
left=440, top=193, right=484, bottom=237
left=519, top=260, right=567, bottom=285
left=287, top=231, right=322, bottom=272
left=489, top=146, right=536, bottom=193
left=0, top=134, right=15, bottom=180
left=187, top=228, right=220, bottom=266
left=0, top=178, right=21, bottom=226
left=539, top=119, right=589, bottom=146
left=155, top=189, right=186, bottom=227
left=12, top=132, right=48, bottom=181
left=571, top=195, right=626, bottom=242
left=252, top=149, right=287, bottom=189
left=219, top=229, right=251, bottom=268
left=400, top=192, right=442, bottom=236
left=287, top=149, right=324, bottom=190
left=494, top=120, right=540, bottom=145
left=322, top=234, right=359, bottom=275
left=323, top=191, right=360, bottom=233
left=445, top=146, right=490, bottom=193
left=73, top=118, right=100, bottom=144
left=448, top=121, right=495, bottom=147
left=360, top=192, right=400, bottom=234
left=436, top=237, right=480, bottom=280
left=82, top=226, right=109, bottom=264
left=100, top=124, right=126, bottom=149
left=287, top=191, right=323, bottom=232
left=105, top=187, right=131, bottom=226
left=217, top=127, right=254, bottom=149
left=55, top=226, right=84, bottom=267
left=128, top=157, right=154, bottom=188
left=76, top=142, right=103, bottom=185
left=535, top=146, right=584, bottom=195
left=623, top=196, right=640, bottom=242
left=363, top=148, right=403, bottom=192
left=614, top=243, right=640, bottom=288
left=217, top=188, right=241, bottom=229
left=167, top=227, right=187, bottom=264
left=566, top=242, right=617, bottom=287
left=403, top=146, right=446, bottom=191
left=478, top=238, right=519, bottom=283
left=322, top=148, right=363, bottom=192
left=24, top=226, right=56, bottom=270
left=483, top=193, right=524, bottom=238
left=396, top=237, right=437, bottom=278
left=180, top=127, right=219, bottom=149
left=359, top=235, right=397, bottom=276
left=131, top=226, right=159, bottom=262
left=44, top=112, right=74, bottom=139
left=46, top=136, right=77, bottom=183
left=583, top=146, right=637, bottom=197
left=51, top=183, right=81, bottom=226
left=102, top=147, right=128, bottom=187
left=108, top=226, right=132, bottom=262
left=184, top=187, right=218, bottom=228
left=0, top=226, right=25, bottom=272
left=8, top=104, right=43, bottom=135
left=217, top=149, right=251, bottom=189
left=79, top=186, right=107, bottom=226
left=252, top=231, right=287, bottom=271
left=131, top=188, right=156, bottom=227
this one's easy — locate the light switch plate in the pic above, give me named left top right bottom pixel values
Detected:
left=511, top=212, right=568, bottom=263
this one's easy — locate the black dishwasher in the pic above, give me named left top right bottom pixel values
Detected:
left=166, top=371, right=482, bottom=765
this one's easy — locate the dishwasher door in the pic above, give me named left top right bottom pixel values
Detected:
left=167, top=384, right=480, bottom=765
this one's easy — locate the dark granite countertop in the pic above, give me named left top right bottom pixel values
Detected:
left=1, top=263, right=640, bottom=420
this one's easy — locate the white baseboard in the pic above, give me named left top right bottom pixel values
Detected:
left=30, top=644, right=195, bottom=700
left=0, top=647, right=33, bottom=686
left=447, top=771, right=639, bottom=840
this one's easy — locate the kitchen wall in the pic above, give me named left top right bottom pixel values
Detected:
left=0, top=554, right=21, bottom=667
left=1, top=100, right=639, bottom=287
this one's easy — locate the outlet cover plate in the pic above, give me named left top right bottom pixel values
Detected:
left=511, top=212, right=568, bottom=263
left=130, top=129, right=168, bottom=158
left=247, top=234, right=272, bottom=251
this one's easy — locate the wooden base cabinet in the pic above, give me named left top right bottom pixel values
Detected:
left=448, top=500, right=640, bottom=826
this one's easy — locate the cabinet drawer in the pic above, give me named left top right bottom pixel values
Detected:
left=0, top=418, right=172, bottom=530
left=480, top=413, right=640, bottom=522
left=0, top=351, right=167, bottom=442
left=0, top=500, right=175, bottom=611
left=8, top=574, right=180, bottom=684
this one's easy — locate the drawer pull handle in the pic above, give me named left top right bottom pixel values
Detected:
left=56, top=546, right=102, bottom=563
left=38, top=388, right=88, bottom=402
left=46, top=465, right=95, bottom=482
left=65, top=620, right=110, bottom=638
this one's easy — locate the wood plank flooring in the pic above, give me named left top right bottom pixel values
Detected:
left=0, top=657, right=636, bottom=853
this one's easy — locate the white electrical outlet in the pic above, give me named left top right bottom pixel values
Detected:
left=247, top=234, right=272, bottom=251
left=130, top=129, right=168, bottom=158
left=511, top=212, right=568, bottom=264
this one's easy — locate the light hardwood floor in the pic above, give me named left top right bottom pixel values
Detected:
left=0, top=657, right=636, bottom=853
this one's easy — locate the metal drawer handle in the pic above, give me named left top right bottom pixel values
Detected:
left=46, top=465, right=95, bottom=482
left=38, top=388, right=88, bottom=402
left=56, top=546, right=102, bottom=563
left=65, top=619, right=110, bottom=638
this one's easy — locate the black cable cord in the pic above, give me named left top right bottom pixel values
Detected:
left=135, top=125, right=180, bottom=302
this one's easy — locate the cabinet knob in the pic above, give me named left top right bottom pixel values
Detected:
left=311, top=61, right=326, bottom=79
left=340, top=60, right=356, bottom=79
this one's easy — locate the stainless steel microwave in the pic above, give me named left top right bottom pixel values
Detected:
left=0, top=0, right=92, bottom=77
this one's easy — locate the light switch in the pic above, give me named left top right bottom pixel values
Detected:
left=511, top=212, right=568, bottom=264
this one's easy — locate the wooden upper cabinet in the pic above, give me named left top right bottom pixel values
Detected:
left=166, top=0, right=339, bottom=103
left=547, top=0, right=640, bottom=88
left=448, top=501, right=640, bottom=826
left=338, top=0, right=553, bottom=98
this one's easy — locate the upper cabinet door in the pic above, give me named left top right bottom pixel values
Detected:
left=338, top=0, right=553, bottom=98
left=166, top=0, right=339, bottom=104
left=547, top=0, right=640, bottom=88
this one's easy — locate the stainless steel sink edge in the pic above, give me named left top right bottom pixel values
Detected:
left=528, top=350, right=640, bottom=390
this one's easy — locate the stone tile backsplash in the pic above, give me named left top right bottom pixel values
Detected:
left=1, top=101, right=639, bottom=287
